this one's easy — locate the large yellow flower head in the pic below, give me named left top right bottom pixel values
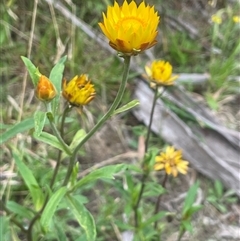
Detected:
left=99, top=1, right=160, bottom=56
left=154, top=146, right=189, bottom=177
left=145, top=60, right=178, bottom=86
left=62, top=74, right=96, bottom=107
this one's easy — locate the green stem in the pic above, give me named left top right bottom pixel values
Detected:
left=50, top=105, right=72, bottom=189
left=154, top=173, right=168, bottom=229
left=46, top=104, right=72, bottom=156
left=133, top=87, right=159, bottom=229
left=27, top=195, right=49, bottom=241
left=62, top=56, right=131, bottom=186
left=145, top=87, right=158, bottom=152
left=133, top=174, right=147, bottom=228
left=177, top=228, right=185, bottom=241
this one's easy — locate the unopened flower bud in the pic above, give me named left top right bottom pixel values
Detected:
left=35, top=75, right=57, bottom=102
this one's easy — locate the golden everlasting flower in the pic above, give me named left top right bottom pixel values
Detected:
left=98, top=1, right=159, bottom=56
left=35, top=75, right=57, bottom=102
left=154, top=146, right=189, bottom=177
left=62, top=74, right=96, bottom=107
left=233, top=16, right=240, bottom=23
left=145, top=60, right=178, bottom=86
left=211, top=14, right=222, bottom=24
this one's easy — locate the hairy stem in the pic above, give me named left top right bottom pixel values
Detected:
left=50, top=105, right=72, bottom=189
left=46, top=103, right=72, bottom=156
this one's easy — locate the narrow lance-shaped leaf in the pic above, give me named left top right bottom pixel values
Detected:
left=34, top=110, right=46, bottom=136
left=1, top=118, right=34, bottom=144
left=73, top=164, right=126, bottom=190
left=6, top=201, right=33, bottom=219
left=33, top=131, right=71, bottom=155
left=40, top=187, right=68, bottom=232
left=112, top=99, right=139, bottom=116
left=21, top=56, right=40, bottom=87
left=66, top=195, right=96, bottom=241
left=13, top=149, right=44, bottom=211
left=182, top=181, right=199, bottom=216
left=49, top=56, right=67, bottom=116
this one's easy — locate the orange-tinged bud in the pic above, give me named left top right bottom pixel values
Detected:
left=35, top=75, right=57, bottom=102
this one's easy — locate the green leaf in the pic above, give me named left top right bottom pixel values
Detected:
left=143, top=182, right=165, bottom=197
left=6, top=201, right=33, bottom=219
left=141, top=211, right=166, bottom=228
left=70, top=163, right=79, bottom=188
left=216, top=203, right=227, bottom=213
left=206, top=94, right=219, bottom=111
left=0, top=216, right=10, bottom=241
left=73, top=164, right=126, bottom=190
left=207, top=195, right=217, bottom=203
left=66, top=195, right=96, bottom=241
left=33, top=131, right=71, bottom=155
left=182, top=220, right=193, bottom=233
left=125, top=171, right=134, bottom=194
left=55, top=221, right=67, bottom=241
left=1, top=118, right=34, bottom=145
left=21, top=56, right=40, bottom=87
left=13, top=150, right=44, bottom=211
left=214, top=180, right=223, bottom=198
left=112, top=100, right=139, bottom=116
left=49, top=56, right=67, bottom=116
left=182, top=181, right=199, bottom=216
left=187, top=205, right=203, bottom=216
left=69, top=129, right=86, bottom=151
left=34, top=110, right=46, bottom=136
left=40, top=187, right=67, bottom=232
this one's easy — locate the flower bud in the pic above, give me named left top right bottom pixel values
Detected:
left=145, top=60, right=178, bottom=86
left=35, top=75, right=57, bottom=102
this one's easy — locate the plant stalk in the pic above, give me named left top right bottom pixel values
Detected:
left=145, top=87, right=158, bottom=152
left=50, top=105, right=72, bottom=188
left=154, top=173, right=168, bottom=229
left=134, top=87, right=159, bottom=228
left=46, top=103, right=72, bottom=156
left=62, top=56, right=131, bottom=186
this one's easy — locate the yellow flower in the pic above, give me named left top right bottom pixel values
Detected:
left=35, top=75, right=57, bottom=102
left=145, top=60, right=178, bottom=86
left=211, top=14, right=222, bottom=24
left=154, top=146, right=189, bottom=177
left=98, top=1, right=159, bottom=56
left=233, top=16, right=240, bottom=23
left=62, top=74, right=96, bottom=107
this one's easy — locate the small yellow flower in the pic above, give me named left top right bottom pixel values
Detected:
left=35, top=75, right=57, bottom=102
left=145, top=60, right=178, bottom=86
left=233, top=16, right=240, bottom=23
left=211, top=14, right=222, bottom=24
left=154, top=146, right=189, bottom=177
left=98, top=1, right=160, bottom=56
left=62, top=74, right=96, bottom=107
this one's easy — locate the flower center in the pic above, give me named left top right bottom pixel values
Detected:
left=168, top=156, right=176, bottom=167
left=117, top=17, right=145, bottom=31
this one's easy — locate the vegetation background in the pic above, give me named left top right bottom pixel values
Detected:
left=1, top=0, right=239, bottom=240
